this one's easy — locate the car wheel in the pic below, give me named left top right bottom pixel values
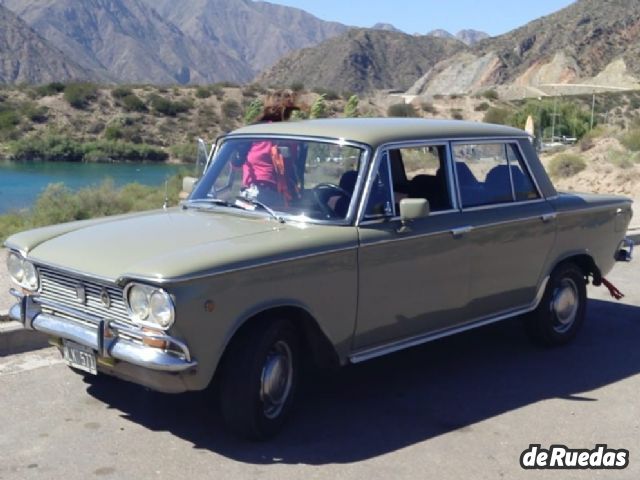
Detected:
left=218, top=318, right=300, bottom=440
left=525, top=263, right=587, bottom=346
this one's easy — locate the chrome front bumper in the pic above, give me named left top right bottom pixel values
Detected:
left=9, top=291, right=197, bottom=372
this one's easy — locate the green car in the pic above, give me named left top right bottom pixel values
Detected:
left=5, top=118, right=634, bottom=439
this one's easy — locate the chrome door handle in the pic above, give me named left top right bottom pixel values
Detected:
left=451, top=226, right=473, bottom=237
left=541, top=213, right=557, bottom=223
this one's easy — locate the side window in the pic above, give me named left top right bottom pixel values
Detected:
left=452, top=142, right=538, bottom=208
left=505, top=144, right=539, bottom=201
left=365, top=152, right=394, bottom=218
left=392, top=145, right=452, bottom=212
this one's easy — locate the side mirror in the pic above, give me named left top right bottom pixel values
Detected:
left=399, top=198, right=430, bottom=232
left=180, top=176, right=198, bottom=200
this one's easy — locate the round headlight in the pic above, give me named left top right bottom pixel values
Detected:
left=23, top=261, right=39, bottom=290
left=150, top=290, right=174, bottom=329
left=129, top=286, right=150, bottom=322
left=7, top=253, right=25, bottom=283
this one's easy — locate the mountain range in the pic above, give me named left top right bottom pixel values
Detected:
left=1, top=0, right=638, bottom=97
left=0, top=0, right=347, bottom=84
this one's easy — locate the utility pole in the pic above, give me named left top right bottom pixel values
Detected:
left=590, top=93, right=596, bottom=130
left=550, top=97, right=561, bottom=141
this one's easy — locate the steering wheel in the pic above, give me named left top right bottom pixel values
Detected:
left=313, top=183, right=352, bottom=218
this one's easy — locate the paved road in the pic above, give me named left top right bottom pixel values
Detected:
left=1, top=260, right=639, bottom=480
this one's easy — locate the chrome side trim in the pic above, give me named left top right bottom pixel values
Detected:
left=349, top=276, right=550, bottom=364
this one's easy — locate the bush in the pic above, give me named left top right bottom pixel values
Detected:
left=313, top=88, right=339, bottom=101
left=35, top=82, right=66, bottom=97
left=195, top=86, right=212, bottom=99
left=344, top=95, right=359, bottom=118
left=9, top=135, right=167, bottom=162
left=387, top=103, right=417, bottom=118
left=121, top=94, right=147, bottom=112
left=243, top=99, right=263, bottom=124
left=112, top=87, right=133, bottom=100
left=481, top=89, right=499, bottom=100
left=483, top=107, right=511, bottom=125
left=475, top=102, right=491, bottom=112
left=149, top=94, right=192, bottom=116
left=548, top=153, right=587, bottom=178
left=450, top=109, right=464, bottom=120
left=579, top=125, right=608, bottom=151
left=222, top=99, right=242, bottom=119
left=620, top=128, right=640, bottom=151
left=290, top=82, right=305, bottom=92
left=169, top=142, right=197, bottom=162
left=310, top=94, right=328, bottom=119
left=63, top=83, right=98, bottom=109
left=421, top=102, right=437, bottom=114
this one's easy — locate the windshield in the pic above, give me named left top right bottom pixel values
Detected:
left=190, top=137, right=366, bottom=222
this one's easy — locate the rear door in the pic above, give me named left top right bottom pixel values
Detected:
left=450, top=140, right=557, bottom=319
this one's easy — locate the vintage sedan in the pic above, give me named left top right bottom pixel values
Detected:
left=5, top=118, right=634, bottom=439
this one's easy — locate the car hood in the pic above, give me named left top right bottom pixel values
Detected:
left=21, top=208, right=282, bottom=282
left=9, top=208, right=358, bottom=284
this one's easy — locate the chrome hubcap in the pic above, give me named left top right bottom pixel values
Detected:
left=260, top=340, right=293, bottom=419
left=551, top=278, right=579, bottom=333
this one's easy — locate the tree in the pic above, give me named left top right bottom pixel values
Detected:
left=310, top=94, right=328, bottom=119
left=344, top=95, right=359, bottom=118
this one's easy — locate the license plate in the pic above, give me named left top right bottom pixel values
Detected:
left=62, top=340, right=97, bottom=375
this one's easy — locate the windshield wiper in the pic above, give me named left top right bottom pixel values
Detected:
left=235, top=196, right=285, bottom=223
left=182, top=198, right=240, bottom=210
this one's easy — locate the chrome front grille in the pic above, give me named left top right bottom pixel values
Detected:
left=37, top=267, right=133, bottom=326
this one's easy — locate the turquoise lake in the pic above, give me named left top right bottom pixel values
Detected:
left=0, top=161, right=185, bottom=214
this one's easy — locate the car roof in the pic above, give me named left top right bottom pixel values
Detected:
left=228, top=118, right=527, bottom=148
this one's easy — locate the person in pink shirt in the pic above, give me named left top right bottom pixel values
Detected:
left=242, top=91, right=302, bottom=207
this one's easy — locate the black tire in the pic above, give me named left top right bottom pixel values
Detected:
left=218, top=318, right=300, bottom=440
left=525, top=262, right=587, bottom=346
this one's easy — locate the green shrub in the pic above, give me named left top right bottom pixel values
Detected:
left=63, top=83, right=98, bottom=109
left=608, top=150, right=635, bottom=169
left=195, top=86, right=211, bottom=99
left=112, top=87, right=133, bottom=99
left=620, top=129, right=640, bottom=151
left=421, top=102, right=437, bottom=114
left=387, top=103, right=417, bottom=118
left=313, top=88, right=339, bottom=101
left=35, top=82, right=66, bottom=97
left=169, top=142, right=197, bottom=162
left=481, top=89, right=499, bottom=100
left=475, top=102, right=490, bottom=112
left=9, top=135, right=167, bottom=162
left=243, top=99, right=264, bottom=124
left=548, top=153, right=587, bottom=178
left=149, top=94, right=192, bottom=116
left=579, top=125, right=608, bottom=151
left=344, top=95, right=359, bottom=118
left=0, top=110, right=20, bottom=131
left=121, top=94, right=147, bottom=112
left=310, top=94, right=328, bottom=119
left=222, top=99, right=242, bottom=119
left=290, top=82, right=305, bottom=92
left=483, top=107, right=511, bottom=125
left=450, top=109, right=464, bottom=120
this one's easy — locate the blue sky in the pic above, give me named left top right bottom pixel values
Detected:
left=268, top=0, right=576, bottom=36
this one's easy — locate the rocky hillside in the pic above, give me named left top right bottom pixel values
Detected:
left=409, top=0, right=640, bottom=97
left=0, top=0, right=348, bottom=84
left=257, top=28, right=465, bottom=93
left=0, top=5, right=93, bottom=84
